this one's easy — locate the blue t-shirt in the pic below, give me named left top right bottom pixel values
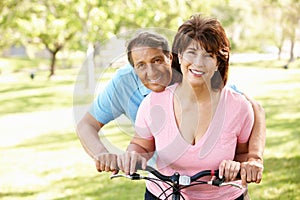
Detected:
left=89, top=64, right=151, bottom=124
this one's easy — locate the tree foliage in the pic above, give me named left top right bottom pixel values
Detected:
left=0, top=0, right=299, bottom=75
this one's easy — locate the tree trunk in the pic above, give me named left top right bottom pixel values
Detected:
left=277, top=34, right=284, bottom=60
left=49, top=51, right=57, bottom=77
left=289, top=38, right=295, bottom=62
left=278, top=45, right=282, bottom=60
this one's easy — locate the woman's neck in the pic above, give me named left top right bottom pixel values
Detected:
left=176, top=81, right=219, bottom=104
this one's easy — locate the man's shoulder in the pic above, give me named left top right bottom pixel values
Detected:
left=114, top=64, right=137, bottom=79
left=224, top=87, right=251, bottom=111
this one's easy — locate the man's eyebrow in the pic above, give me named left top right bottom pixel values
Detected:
left=152, top=55, right=164, bottom=59
left=135, top=60, right=144, bottom=65
left=151, top=55, right=164, bottom=61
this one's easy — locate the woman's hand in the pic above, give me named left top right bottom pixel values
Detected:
left=94, top=153, right=118, bottom=174
left=218, top=160, right=240, bottom=181
left=117, top=151, right=147, bottom=175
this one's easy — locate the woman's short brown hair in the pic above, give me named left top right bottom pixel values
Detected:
left=171, top=14, right=230, bottom=90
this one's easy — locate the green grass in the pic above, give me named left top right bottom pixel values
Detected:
left=0, top=58, right=299, bottom=199
left=0, top=68, right=77, bottom=114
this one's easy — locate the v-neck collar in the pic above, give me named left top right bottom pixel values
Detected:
left=170, top=84, right=226, bottom=153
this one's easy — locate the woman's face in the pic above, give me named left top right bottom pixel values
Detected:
left=131, top=46, right=172, bottom=92
left=179, top=42, right=218, bottom=88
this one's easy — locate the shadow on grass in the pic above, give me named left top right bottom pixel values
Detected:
left=0, top=191, right=39, bottom=199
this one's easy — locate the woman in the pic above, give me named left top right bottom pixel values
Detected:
left=118, top=14, right=254, bottom=200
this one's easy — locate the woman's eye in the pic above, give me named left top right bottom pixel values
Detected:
left=204, top=53, right=213, bottom=58
left=187, top=51, right=196, bottom=55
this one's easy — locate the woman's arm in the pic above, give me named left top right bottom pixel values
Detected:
left=117, top=134, right=155, bottom=175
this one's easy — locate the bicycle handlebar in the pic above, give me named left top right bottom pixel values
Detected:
left=111, top=165, right=242, bottom=189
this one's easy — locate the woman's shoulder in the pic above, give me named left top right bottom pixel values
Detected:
left=223, top=87, right=251, bottom=109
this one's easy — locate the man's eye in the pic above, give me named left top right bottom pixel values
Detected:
left=154, top=59, right=162, bottom=63
left=136, top=63, right=145, bottom=69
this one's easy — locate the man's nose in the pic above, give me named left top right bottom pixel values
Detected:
left=146, top=64, right=156, bottom=76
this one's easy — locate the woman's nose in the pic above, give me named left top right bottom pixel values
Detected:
left=192, top=54, right=203, bottom=67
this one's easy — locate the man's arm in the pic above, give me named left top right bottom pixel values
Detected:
left=76, top=112, right=118, bottom=173
left=235, top=94, right=266, bottom=185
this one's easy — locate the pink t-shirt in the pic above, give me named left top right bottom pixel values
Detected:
left=135, top=83, right=254, bottom=200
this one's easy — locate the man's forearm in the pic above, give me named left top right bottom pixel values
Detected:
left=248, top=100, right=266, bottom=162
left=235, top=94, right=266, bottom=163
left=76, top=116, right=109, bottom=159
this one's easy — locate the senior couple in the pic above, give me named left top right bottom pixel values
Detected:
left=77, top=14, right=265, bottom=200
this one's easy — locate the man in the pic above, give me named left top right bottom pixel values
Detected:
left=76, top=32, right=265, bottom=185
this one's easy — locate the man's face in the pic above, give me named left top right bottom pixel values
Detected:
left=131, top=46, right=172, bottom=92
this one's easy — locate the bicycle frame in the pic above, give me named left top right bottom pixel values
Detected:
left=111, top=165, right=242, bottom=200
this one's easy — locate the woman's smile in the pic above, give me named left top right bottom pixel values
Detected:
left=189, top=69, right=205, bottom=76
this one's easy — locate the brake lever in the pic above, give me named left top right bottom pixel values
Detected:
left=219, top=182, right=243, bottom=189
left=110, top=174, right=132, bottom=179
left=110, top=173, right=143, bottom=180
left=209, top=176, right=225, bottom=186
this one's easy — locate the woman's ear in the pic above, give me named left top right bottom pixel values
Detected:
left=178, top=54, right=182, bottom=64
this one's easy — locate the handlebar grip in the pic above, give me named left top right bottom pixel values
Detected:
left=145, top=166, right=172, bottom=181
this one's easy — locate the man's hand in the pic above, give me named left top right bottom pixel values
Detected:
left=95, top=153, right=118, bottom=174
left=240, top=158, right=264, bottom=186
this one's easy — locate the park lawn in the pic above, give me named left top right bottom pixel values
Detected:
left=0, top=67, right=78, bottom=115
left=0, top=59, right=299, bottom=199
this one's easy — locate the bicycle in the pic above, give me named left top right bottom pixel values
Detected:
left=110, top=165, right=243, bottom=200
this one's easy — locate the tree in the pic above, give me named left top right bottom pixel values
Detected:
left=14, top=0, right=81, bottom=76
left=262, top=0, right=300, bottom=60
left=0, top=0, right=20, bottom=50
left=282, top=1, right=300, bottom=61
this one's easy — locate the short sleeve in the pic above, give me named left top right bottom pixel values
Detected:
left=227, top=83, right=243, bottom=94
left=134, top=95, right=154, bottom=140
left=89, top=72, right=125, bottom=124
